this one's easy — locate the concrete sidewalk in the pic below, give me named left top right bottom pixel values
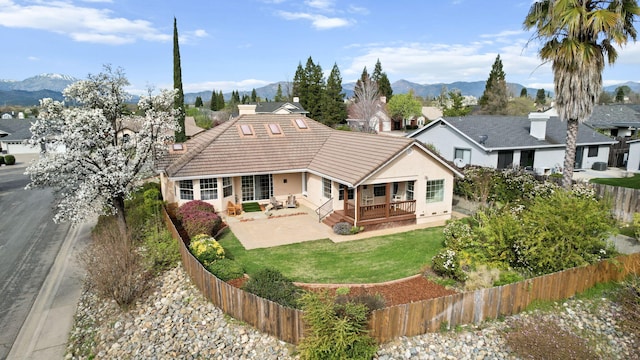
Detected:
left=7, top=221, right=92, bottom=360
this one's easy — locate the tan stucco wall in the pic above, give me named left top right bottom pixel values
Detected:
left=272, top=173, right=303, bottom=201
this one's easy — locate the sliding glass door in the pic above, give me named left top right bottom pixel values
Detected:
left=241, top=175, right=273, bottom=201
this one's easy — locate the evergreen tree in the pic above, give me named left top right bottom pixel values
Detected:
left=293, top=57, right=325, bottom=120
left=173, top=17, right=186, bottom=142
left=322, top=63, right=347, bottom=127
left=443, top=90, right=471, bottom=117
left=251, top=88, right=257, bottom=102
left=372, top=59, right=393, bottom=100
left=535, top=88, right=547, bottom=106
left=520, top=88, right=528, bottom=98
left=194, top=96, right=203, bottom=107
left=615, top=87, right=626, bottom=102
left=210, top=89, right=217, bottom=110
left=478, top=54, right=508, bottom=114
left=353, top=67, right=370, bottom=100
left=275, top=84, right=284, bottom=102
left=216, top=90, right=225, bottom=110
left=241, top=94, right=250, bottom=104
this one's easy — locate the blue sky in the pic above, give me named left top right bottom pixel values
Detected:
left=1, top=0, right=639, bottom=95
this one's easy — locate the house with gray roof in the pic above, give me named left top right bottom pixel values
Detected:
left=407, top=111, right=616, bottom=175
left=253, top=98, right=308, bottom=115
left=157, top=105, right=462, bottom=229
left=0, top=119, right=38, bottom=154
left=585, top=104, right=640, bottom=138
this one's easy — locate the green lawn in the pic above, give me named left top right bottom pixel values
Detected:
left=590, top=174, right=640, bottom=189
left=217, top=227, right=444, bottom=284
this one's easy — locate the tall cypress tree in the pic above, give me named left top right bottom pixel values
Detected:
left=479, top=54, right=508, bottom=115
left=173, top=17, right=186, bottom=142
left=323, top=63, right=347, bottom=127
left=216, top=90, right=225, bottom=110
left=275, top=84, right=284, bottom=102
left=251, top=88, right=257, bottom=102
left=353, top=67, right=370, bottom=99
left=210, top=89, right=217, bottom=110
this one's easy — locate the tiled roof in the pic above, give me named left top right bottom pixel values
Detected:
left=159, top=114, right=448, bottom=186
left=410, top=115, right=615, bottom=150
left=586, top=104, right=640, bottom=128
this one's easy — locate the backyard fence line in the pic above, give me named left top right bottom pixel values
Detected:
left=592, top=183, right=640, bottom=223
left=162, top=206, right=640, bottom=345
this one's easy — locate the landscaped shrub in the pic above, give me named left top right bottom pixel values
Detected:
left=126, top=183, right=164, bottom=242
left=206, top=258, right=245, bottom=281
left=176, top=200, right=222, bottom=238
left=242, top=268, right=300, bottom=308
left=442, top=220, right=474, bottom=251
left=297, top=290, right=378, bottom=360
left=82, top=216, right=152, bottom=309
left=142, top=228, right=180, bottom=273
left=333, top=222, right=352, bottom=235
left=189, top=234, right=225, bottom=265
left=634, top=213, right=640, bottom=239
left=511, top=190, right=616, bottom=275
left=0, top=156, right=4, bottom=165
left=4, top=154, right=15, bottom=165
left=431, top=249, right=467, bottom=281
left=335, top=290, right=386, bottom=315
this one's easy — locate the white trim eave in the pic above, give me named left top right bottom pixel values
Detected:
left=484, top=140, right=618, bottom=152
left=168, top=168, right=309, bottom=182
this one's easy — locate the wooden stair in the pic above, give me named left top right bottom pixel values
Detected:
left=322, top=211, right=353, bottom=228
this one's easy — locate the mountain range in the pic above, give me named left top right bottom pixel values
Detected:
left=2, top=73, right=640, bottom=107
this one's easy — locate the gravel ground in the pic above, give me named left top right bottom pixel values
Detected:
left=65, top=266, right=638, bottom=360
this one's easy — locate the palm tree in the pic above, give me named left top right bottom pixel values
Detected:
left=524, top=0, right=639, bottom=189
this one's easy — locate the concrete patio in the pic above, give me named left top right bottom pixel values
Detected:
left=223, top=203, right=462, bottom=250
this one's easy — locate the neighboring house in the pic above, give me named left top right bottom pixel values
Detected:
left=585, top=104, right=640, bottom=138
left=184, top=116, right=205, bottom=138
left=417, top=106, right=444, bottom=127
left=0, top=119, right=39, bottom=154
left=156, top=106, right=462, bottom=229
left=626, top=139, right=640, bottom=173
left=253, top=97, right=308, bottom=115
left=346, top=98, right=392, bottom=133
left=115, top=116, right=205, bottom=143
left=407, top=111, right=616, bottom=175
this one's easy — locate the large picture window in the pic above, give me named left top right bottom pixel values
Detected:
left=222, top=177, right=232, bottom=197
left=200, top=178, right=217, bottom=200
left=426, top=179, right=444, bottom=203
left=373, top=184, right=386, bottom=197
left=179, top=180, right=193, bottom=200
left=322, top=178, right=332, bottom=198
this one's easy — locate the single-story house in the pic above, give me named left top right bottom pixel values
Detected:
left=626, top=139, right=640, bottom=173
left=407, top=111, right=617, bottom=175
left=0, top=119, right=39, bottom=154
left=156, top=106, right=462, bottom=229
left=585, top=104, right=640, bottom=138
left=254, top=97, right=308, bottom=115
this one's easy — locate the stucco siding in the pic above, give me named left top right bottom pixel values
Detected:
left=627, top=142, right=640, bottom=173
left=412, top=124, right=495, bottom=167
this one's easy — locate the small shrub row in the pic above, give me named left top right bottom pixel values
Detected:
left=189, top=234, right=225, bottom=264
left=176, top=200, right=223, bottom=239
left=206, top=258, right=245, bottom=281
left=0, top=154, right=15, bottom=165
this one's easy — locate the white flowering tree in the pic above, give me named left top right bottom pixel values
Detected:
left=25, top=65, right=179, bottom=239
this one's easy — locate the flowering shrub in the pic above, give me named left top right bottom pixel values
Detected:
left=431, top=249, right=467, bottom=281
left=177, top=200, right=222, bottom=238
left=189, top=234, right=225, bottom=265
left=442, top=220, right=474, bottom=250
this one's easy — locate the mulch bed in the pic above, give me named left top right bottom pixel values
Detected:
left=227, top=275, right=457, bottom=307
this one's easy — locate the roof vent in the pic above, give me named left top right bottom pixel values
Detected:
left=478, top=135, right=488, bottom=145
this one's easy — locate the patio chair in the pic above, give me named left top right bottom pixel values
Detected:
left=286, top=194, right=298, bottom=208
left=270, top=196, right=283, bottom=209
left=227, top=201, right=242, bottom=216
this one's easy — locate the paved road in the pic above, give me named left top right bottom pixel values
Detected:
left=0, top=163, right=71, bottom=360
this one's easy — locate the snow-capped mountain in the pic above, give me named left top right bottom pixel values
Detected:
left=0, top=73, right=79, bottom=92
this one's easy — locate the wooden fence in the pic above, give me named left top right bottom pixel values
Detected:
left=163, top=207, right=640, bottom=345
left=162, top=208, right=305, bottom=344
left=593, top=183, right=640, bottom=223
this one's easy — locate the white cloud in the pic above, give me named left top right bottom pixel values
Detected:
left=305, top=0, right=334, bottom=10
left=0, top=0, right=169, bottom=45
left=27, top=56, right=40, bottom=61
left=277, top=11, right=350, bottom=29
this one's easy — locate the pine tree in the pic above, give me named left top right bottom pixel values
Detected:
left=210, top=89, right=217, bottom=110
left=251, top=88, right=257, bottom=102
left=520, top=88, right=528, bottom=98
left=194, top=96, right=203, bottom=107
left=353, top=67, right=370, bottom=100
left=372, top=59, right=393, bottom=100
left=275, top=84, right=284, bottom=102
left=322, top=63, right=347, bottom=127
left=173, top=17, right=186, bottom=142
left=217, top=90, right=225, bottom=110
left=478, top=54, right=508, bottom=114
left=535, top=89, right=546, bottom=106
left=293, top=62, right=307, bottom=104
left=293, top=57, right=325, bottom=120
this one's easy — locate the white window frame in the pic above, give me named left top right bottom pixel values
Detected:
left=200, top=178, right=218, bottom=200
left=426, top=179, right=444, bottom=203
left=322, top=178, right=332, bottom=198
left=222, top=177, right=232, bottom=198
left=179, top=180, right=194, bottom=200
